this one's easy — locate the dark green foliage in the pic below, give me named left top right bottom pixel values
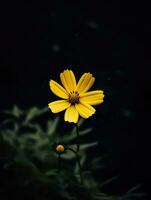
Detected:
left=0, top=106, right=144, bottom=200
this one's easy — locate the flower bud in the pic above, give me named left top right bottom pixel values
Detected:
left=56, top=144, right=65, bottom=154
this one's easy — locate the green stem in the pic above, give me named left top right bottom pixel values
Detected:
left=75, top=124, right=83, bottom=183
left=57, top=154, right=61, bottom=173
left=75, top=124, right=80, bottom=152
left=68, top=148, right=83, bottom=184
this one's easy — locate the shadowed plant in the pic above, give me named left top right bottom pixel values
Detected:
left=0, top=106, right=144, bottom=200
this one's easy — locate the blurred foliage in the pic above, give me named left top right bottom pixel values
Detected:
left=0, top=106, right=144, bottom=200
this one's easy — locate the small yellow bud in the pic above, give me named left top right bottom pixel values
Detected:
left=56, top=144, right=65, bottom=153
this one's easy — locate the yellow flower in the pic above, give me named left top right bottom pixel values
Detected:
left=56, top=144, right=65, bottom=154
left=48, top=69, right=105, bottom=123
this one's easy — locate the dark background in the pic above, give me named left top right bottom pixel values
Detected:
left=1, top=1, right=150, bottom=197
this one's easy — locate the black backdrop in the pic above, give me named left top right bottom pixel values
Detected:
left=1, top=1, right=150, bottom=197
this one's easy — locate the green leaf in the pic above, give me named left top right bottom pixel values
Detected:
left=74, top=153, right=86, bottom=173
left=13, top=157, right=42, bottom=179
left=2, top=129, right=16, bottom=146
left=79, top=128, right=93, bottom=136
left=2, top=105, right=23, bottom=117
left=26, top=123, right=43, bottom=133
left=25, top=107, right=48, bottom=122
left=126, top=184, right=141, bottom=193
left=45, top=169, right=58, bottom=177
left=61, top=151, right=76, bottom=159
left=80, top=141, right=99, bottom=151
left=77, top=118, right=85, bottom=127
left=0, top=119, right=14, bottom=126
left=89, top=157, right=104, bottom=170
left=100, top=176, right=119, bottom=188
left=13, top=105, right=23, bottom=118
left=63, top=128, right=92, bottom=144
left=71, top=127, right=92, bottom=137
left=25, top=107, right=39, bottom=121
left=47, top=116, right=59, bottom=136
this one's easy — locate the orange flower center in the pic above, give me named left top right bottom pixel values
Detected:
left=68, top=91, right=79, bottom=104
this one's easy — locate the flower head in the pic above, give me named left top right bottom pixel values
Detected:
left=48, top=69, right=104, bottom=123
left=56, top=144, right=65, bottom=154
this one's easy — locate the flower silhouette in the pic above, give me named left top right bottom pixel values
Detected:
left=48, top=69, right=104, bottom=123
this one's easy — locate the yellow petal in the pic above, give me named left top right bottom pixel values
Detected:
left=64, top=105, right=79, bottom=123
left=75, top=102, right=96, bottom=119
left=49, top=80, right=68, bottom=99
left=76, top=73, right=95, bottom=94
left=48, top=100, right=71, bottom=113
left=80, top=91, right=104, bottom=105
left=60, top=69, right=76, bottom=93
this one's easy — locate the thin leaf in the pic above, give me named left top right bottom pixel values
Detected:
left=80, top=141, right=99, bottom=151
left=45, top=169, right=58, bottom=177
left=100, top=176, right=119, bottom=188
left=25, top=107, right=48, bottom=122
left=88, top=157, right=104, bottom=170
left=2, top=105, right=23, bottom=117
left=47, top=116, right=59, bottom=136
left=63, top=128, right=93, bottom=143
left=12, top=105, right=23, bottom=118
left=126, top=184, right=141, bottom=194
left=0, top=119, right=14, bottom=126
left=79, top=128, right=93, bottom=136
left=62, top=151, right=76, bottom=159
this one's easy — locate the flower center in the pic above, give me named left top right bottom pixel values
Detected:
left=68, top=91, right=79, bottom=104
